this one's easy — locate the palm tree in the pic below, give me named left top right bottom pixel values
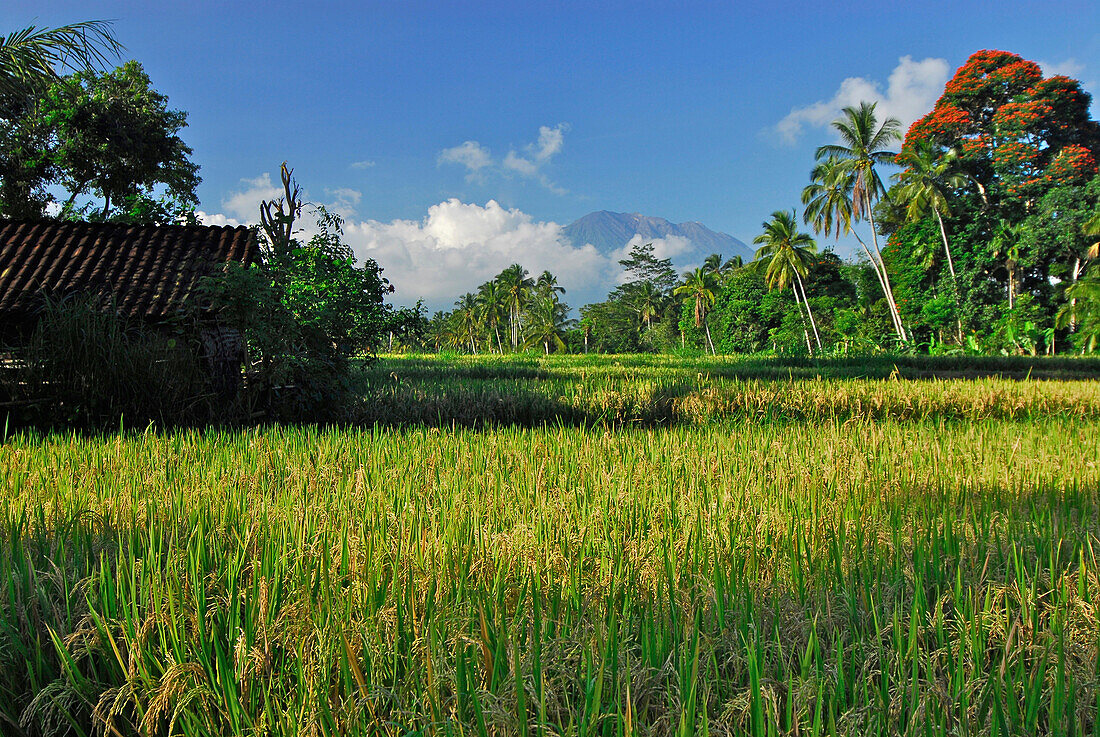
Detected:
left=816, top=102, right=907, bottom=342
left=990, top=220, right=1023, bottom=310
left=803, top=156, right=907, bottom=341
left=455, top=292, right=480, bottom=354
left=477, top=280, right=507, bottom=353
left=1057, top=269, right=1100, bottom=352
left=893, top=143, right=969, bottom=341
left=673, top=267, right=718, bottom=354
left=535, top=270, right=565, bottom=299
left=497, top=264, right=534, bottom=349
left=703, top=253, right=743, bottom=279
left=752, top=209, right=822, bottom=353
left=1, top=21, right=122, bottom=94
left=631, top=281, right=665, bottom=331
left=523, top=294, right=571, bottom=354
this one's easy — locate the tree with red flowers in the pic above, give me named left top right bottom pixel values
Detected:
left=884, top=50, right=1100, bottom=351
left=904, top=50, right=1099, bottom=209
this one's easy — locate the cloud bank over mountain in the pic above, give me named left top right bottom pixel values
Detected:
left=201, top=180, right=752, bottom=310
left=343, top=200, right=609, bottom=306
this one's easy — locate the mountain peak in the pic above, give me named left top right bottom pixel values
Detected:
left=562, top=211, right=752, bottom=262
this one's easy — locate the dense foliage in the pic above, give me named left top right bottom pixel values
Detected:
left=1, top=59, right=200, bottom=222
left=883, top=50, right=1100, bottom=352
left=201, top=166, right=395, bottom=419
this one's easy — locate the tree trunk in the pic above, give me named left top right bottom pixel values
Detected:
left=495, top=325, right=504, bottom=354
left=866, top=207, right=907, bottom=342
left=792, top=283, right=813, bottom=355
left=933, top=210, right=964, bottom=343
left=61, top=182, right=88, bottom=214
left=855, top=233, right=905, bottom=341
left=1070, top=256, right=1082, bottom=331
left=794, top=270, right=822, bottom=351
left=704, top=318, right=716, bottom=355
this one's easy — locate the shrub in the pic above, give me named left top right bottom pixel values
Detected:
left=1, top=297, right=216, bottom=430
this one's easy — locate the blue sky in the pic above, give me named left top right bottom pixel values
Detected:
left=5, top=1, right=1099, bottom=307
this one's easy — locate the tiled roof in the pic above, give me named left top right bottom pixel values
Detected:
left=0, top=220, right=257, bottom=320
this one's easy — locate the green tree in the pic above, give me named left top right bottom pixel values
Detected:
left=1057, top=267, right=1100, bottom=352
left=497, top=264, right=534, bottom=350
left=455, top=292, right=480, bottom=354
left=803, top=156, right=903, bottom=340
left=673, top=267, right=719, bottom=354
left=893, top=143, right=969, bottom=340
left=535, top=270, right=565, bottom=299
left=45, top=60, right=200, bottom=220
left=477, top=279, right=508, bottom=353
left=247, top=164, right=393, bottom=365
left=703, top=252, right=741, bottom=279
left=630, top=280, right=666, bottom=331
left=524, top=294, right=572, bottom=354
left=816, top=102, right=906, bottom=341
left=617, top=241, right=677, bottom=293
left=752, top=209, right=821, bottom=352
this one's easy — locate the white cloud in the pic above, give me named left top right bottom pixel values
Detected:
left=502, top=123, right=570, bottom=193
left=350, top=159, right=376, bottom=169
left=221, top=173, right=283, bottom=222
left=196, top=211, right=243, bottom=227
left=1039, top=58, right=1085, bottom=78
left=326, top=187, right=362, bottom=216
left=439, top=124, right=570, bottom=194
left=438, top=141, right=493, bottom=180
left=342, top=199, right=611, bottom=307
left=775, top=56, right=950, bottom=145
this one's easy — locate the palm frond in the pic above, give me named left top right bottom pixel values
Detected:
left=0, top=21, right=122, bottom=93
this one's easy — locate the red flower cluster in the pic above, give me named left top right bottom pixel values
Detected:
left=906, top=104, right=970, bottom=146
left=942, top=51, right=1041, bottom=100
left=992, top=100, right=1052, bottom=134
left=1045, top=144, right=1098, bottom=184
left=960, top=136, right=991, bottom=158
left=904, top=48, right=1099, bottom=206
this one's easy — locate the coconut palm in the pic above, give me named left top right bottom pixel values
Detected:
left=893, top=143, right=969, bottom=340
left=1057, top=269, right=1100, bottom=352
left=631, top=280, right=665, bottom=331
left=703, top=253, right=742, bottom=279
left=497, top=264, right=534, bottom=349
left=752, top=209, right=822, bottom=352
left=477, top=280, right=507, bottom=353
left=816, top=102, right=906, bottom=341
left=1, top=21, right=122, bottom=94
left=454, top=292, right=480, bottom=354
left=673, top=267, right=718, bottom=354
left=535, top=270, right=565, bottom=299
left=523, top=294, right=571, bottom=354
left=803, top=156, right=907, bottom=341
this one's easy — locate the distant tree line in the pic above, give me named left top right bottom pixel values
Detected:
left=414, top=50, right=1100, bottom=357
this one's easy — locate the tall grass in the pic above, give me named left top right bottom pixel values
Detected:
left=2, top=415, right=1099, bottom=735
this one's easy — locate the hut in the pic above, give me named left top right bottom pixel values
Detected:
left=0, top=220, right=258, bottom=395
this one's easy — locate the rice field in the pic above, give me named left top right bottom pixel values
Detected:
left=2, top=354, right=1100, bottom=736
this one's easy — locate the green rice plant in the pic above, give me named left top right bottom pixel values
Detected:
left=1, top=409, right=1099, bottom=735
